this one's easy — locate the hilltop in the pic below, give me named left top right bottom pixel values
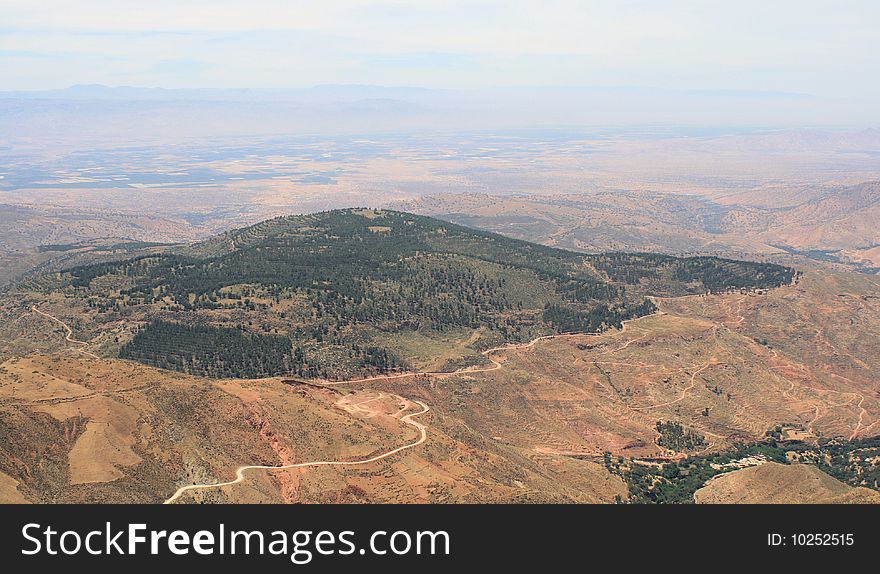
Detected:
left=695, top=463, right=880, bottom=504
left=14, top=208, right=793, bottom=380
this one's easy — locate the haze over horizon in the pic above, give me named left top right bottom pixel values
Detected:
left=2, top=1, right=879, bottom=127
left=2, top=82, right=878, bottom=136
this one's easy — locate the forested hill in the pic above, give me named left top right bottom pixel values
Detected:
left=60, top=209, right=795, bottom=379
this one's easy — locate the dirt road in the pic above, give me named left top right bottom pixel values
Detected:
left=164, top=398, right=430, bottom=504
left=323, top=312, right=663, bottom=386
left=30, top=305, right=99, bottom=359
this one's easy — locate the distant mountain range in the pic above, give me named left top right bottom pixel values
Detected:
left=2, top=84, right=871, bottom=142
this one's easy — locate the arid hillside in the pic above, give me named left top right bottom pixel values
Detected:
left=1, top=266, right=877, bottom=503
left=0, top=204, right=200, bottom=251
left=0, top=203, right=202, bottom=288
left=393, top=183, right=880, bottom=270
left=0, top=353, right=625, bottom=503
left=694, top=463, right=880, bottom=504
left=352, top=269, right=880, bottom=460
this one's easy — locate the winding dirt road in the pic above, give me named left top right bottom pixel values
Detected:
left=26, top=287, right=877, bottom=501
left=164, top=398, right=430, bottom=504
left=319, top=331, right=604, bottom=386
left=30, top=305, right=99, bottom=359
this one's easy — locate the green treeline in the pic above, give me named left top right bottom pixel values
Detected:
left=119, top=320, right=403, bottom=379
left=119, top=320, right=297, bottom=378
left=587, top=252, right=797, bottom=292
left=543, top=299, right=657, bottom=333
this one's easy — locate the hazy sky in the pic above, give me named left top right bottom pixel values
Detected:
left=1, top=0, right=877, bottom=98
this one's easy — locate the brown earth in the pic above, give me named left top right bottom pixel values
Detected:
left=694, top=462, right=880, bottom=504
left=344, top=269, right=880, bottom=460
left=0, top=353, right=625, bottom=503
left=0, top=265, right=877, bottom=503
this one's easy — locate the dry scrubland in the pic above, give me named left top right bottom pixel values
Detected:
left=360, top=271, right=879, bottom=463
left=0, top=265, right=876, bottom=503
left=694, top=462, right=880, bottom=504
left=0, top=353, right=624, bottom=504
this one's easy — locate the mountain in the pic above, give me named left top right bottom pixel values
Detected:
left=754, top=181, right=880, bottom=251
left=0, top=203, right=205, bottom=290
left=0, top=84, right=442, bottom=103
left=389, top=192, right=736, bottom=254
left=3, top=210, right=879, bottom=504
left=34, top=209, right=793, bottom=380
left=0, top=203, right=199, bottom=251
